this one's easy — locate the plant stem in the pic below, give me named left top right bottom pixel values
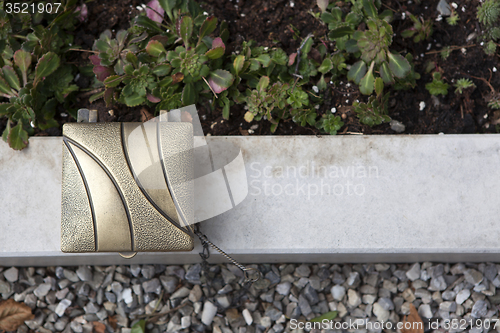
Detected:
left=425, top=44, right=476, bottom=55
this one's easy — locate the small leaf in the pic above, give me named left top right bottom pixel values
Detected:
left=199, top=16, right=218, bottom=40
left=152, top=64, right=171, bottom=76
left=401, top=304, right=424, bottom=333
left=310, top=311, right=338, bottom=322
left=244, top=111, right=254, bottom=122
left=146, top=40, right=167, bottom=57
left=0, top=299, right=35, bottom=331
left=208, top=69, right=234, bottom=94
left=182, top=82, right=197, bottom=105
left=205, top=37, right=226, bottom=59
left=0, top=103, right=10, bottom=116
left=34, top=52, right=60, bottom=85
left=104, top=88, right=114, bottom=106
left=379, top=61, right=394, bottom=84
left=317, top=74, right=327, bottom=91
left=103, top=75, right=124, bottom=88
left=146, top=0, right=165, bottom=23
left=288, top=53, right=297, bottom=66
left=93, top=66, right=112, bottom=82
left=126, top=52, right=138, bottom=68
left=254, top=54, right=271, bottom=67
left=89, top=91, right=104, bottom=103
left=317, top=0, right=330, bottom=13
left=359, top=61, right=375, bottom=95
left=257, top=76, right=270, bottom=92
left=135, top=15, right=164, bottom=33
left=329, top=26, right=354, bottom=39
left=318, top=58, right=333, bottom=74
left=362, top=0, right=378, bottom=18
left=13, top=50, right=31, bottom=86
left=131, top=319, right=146, bottom=333
left=387, top=52, right=410, bottom=78
left=375, top=77, right=384, bottom=96
left=321, top=12, right=336, bottom=23
left=147, top=94, right=161, bottom=103
left=124, top=93, right=146, bottom=107
left=89, top=54, right=101, bottom=66
left=159, top=0, right=176, bottom=18
left=222, top=97, right=230, bottom=119
left=7, top=122, right=29, bottom=151
left=180, top=16, right=194, bottom=47
left=347, top=60, right=367, bottom=84
left=172, top=72, right=184, bottom=84
left=233, top=55, right=245, bottom=75
left=2, top=120, right=11, bottom=142
left=0, top=76, right=13, bottom=96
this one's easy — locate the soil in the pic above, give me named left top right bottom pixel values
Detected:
left=3, top=0, right=500, bottom=139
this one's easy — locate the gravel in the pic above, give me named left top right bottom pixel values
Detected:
left=1, top=262, right=500, bottom=332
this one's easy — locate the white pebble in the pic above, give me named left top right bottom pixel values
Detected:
left=203, top=11, right=209, bottom=15
left=419, top=101, right=426, bottom=111
left=436, top=14, right=443, bottom=21
left=201, top=301, right=218, bottom=325
left=331, top=107, right=337, bottom=113
left=136, top=6, right=143, bottom=11
left=241, top=13, right=245, bottom=17
left=346, top=100, right=349, bottom=103
left=461, top=48, right=466, bottom=54
left=242, top=309, right=253, bottom=325
left=462, top=6, right=466, bottom=12
left=452, top=2, right=458, bottom=8
left=290, top=1, right=294, bottom=7
left=494, top=67, right=497, bottom=72
left=312, top=86, right=319, bottom=93
left=315, top=105, right=320, bottom=109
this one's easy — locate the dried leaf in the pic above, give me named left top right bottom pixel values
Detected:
left=108, top=315, right=118, bottom=330
left=92, top=321, right=106, bottom=333
left=140, top=108, right=154, bottom=122
left=0, top=299, right=35, bottom=332
left=401, top=304, right=424, bottom=333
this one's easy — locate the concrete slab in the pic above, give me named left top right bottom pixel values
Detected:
left=1, top=135, right=500, bottom=266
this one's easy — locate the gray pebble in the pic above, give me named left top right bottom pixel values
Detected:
left=130, top=265, right=141, bottom=277
left=265, top=270, right=280, bottom=285
left=331, top=285, right=345, bottom=301
left=303, top=284, right=319, bottom=305
left=185, top=264, right=202, bottom=284
left=276, top=282, right=292, bottom=296
left=141, top=265, right=155, bottom=280
left=201, top=301, right=218, bottom=325
left=378, top=297, right=394, bottom=310
left=464, top=269, right=483, bottom=285
left=373, top=302, right=390, bottom=322
left=83, top=302, right=99, bottom=314
left=418, top=303, right=433, bottom=319
left=3, top=267, right=19, bottom=282
left=55, top=299, right=72, bottom=317
left=406, top=263, right=421, bottom=281
left=295, top=265, right=311, bottom=278
left=429, top=276, right=447, bottom=291
left=298, top=294, right=312, bottom=316
left=171, top=286, right=190, bottom=299
left=76, top=266, right=93, bottom=282
left=471, top=300, right=488, bottom=318
left=439, top=301, right=457, bottom=312
left=34, top=283, right=52, bottom=298
left=142, top=278, right=161, bottom=294
left=63, top=269, right=79, bottom=283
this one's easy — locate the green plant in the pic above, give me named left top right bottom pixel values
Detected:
left=440, top=46, right=452, bottom=60
left=454, top=78, right=476, bottom=94
left=316, top=113, right=344, bottom=134
left=93, top=0, right=234, bottom=114
left=353, top=93, right=390, bottom=126
left=477, top=0, right=500, bottom=26
left=446, top=10, right=460, bottom=26
left=401, top=13, right=433, bottom=43
left=425, top=72, right=449, bottom=96
left=484, top=40, right=497, bottom=55
left=0, top=1, right=82, bottom=150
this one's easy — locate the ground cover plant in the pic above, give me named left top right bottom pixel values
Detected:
left=1, top=0, right=500, bottom=150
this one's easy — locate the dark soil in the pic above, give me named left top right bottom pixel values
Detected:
left=3, top=0, right=500, bottom=139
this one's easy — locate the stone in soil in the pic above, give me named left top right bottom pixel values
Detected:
left=406, top=263, right=421, bottom=281
left=464, top=269, right=483, bottom=285
left=3, top=267, right=19, bottom=282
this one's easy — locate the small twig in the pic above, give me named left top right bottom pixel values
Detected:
left=425, top=44, right=476, bottom=55
left=294, top=33, right=314, bottom=75
left=67, top=48, right=99, bottom=53
left=306, top=90, right=320, bottom=98
left=346, top=131, right=364, bottom=135
left=202, top=76, right=218, bottom=98
left=461, top=72, right=496, bottom=93
left=77, top=87, right=105, bottom=98
left=381, top=3, right=396, bottom=12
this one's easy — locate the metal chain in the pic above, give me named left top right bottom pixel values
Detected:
left=194, top=225, right=261, bottom=283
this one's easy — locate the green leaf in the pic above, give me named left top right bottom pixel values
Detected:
left=8, top=122, right=29, bottom=150
left=0, top=103, right=11, bottom=116
left=89, top=91, right=104, bottom=103
left=34, top=52, right=60, bottom=86
left=347, top=60, right=367, bottom=84
left=199, top=16, right=217, bottom=40
left=2, top=66, right=20, bottom=91
left=328, top=26, right=354, bottom=39
left=0, top=75, right=13, bottom=96
left=126, top=52, right=138, bottom=68
left=257, top=76, right=270, bottom=92
left=135, top=16, right=164, bottom=33
left=331, top=7, right=343, bottom=21
left=182, top=83, right=197, bottom=105
left=302, top=38, right=314, bottom=56
left=254, top=54, right=271, bottom=67
left=222, top=97, right=230, bottom=119
left=318, top=58, right=333, bottom=74
left=208, top=69, right=234, bottom=93
left=310, top=311, right=338, bottom=322
left=2, top=120, right=11, bottom=142
left=345, top=39, right=360, bottom=53
left=131, top=319, right=146, bottom=333
left=152, top=64, right=172, bottom=76
left=205, top=47, right=225, bottom=59
left=379, top=61, right=394, bottom=84
left=317, top=74, right=327, bottom=91
left=233, top=55, right=245, bottom=75
left=146, top=40, right=167, bottom=57
left=362, top=0, right=378, bottom=18
left=387, top=52, right=410, bottom=78
left=321, top=12, right=336, bottom=24
left=180, top=16, right=193, bottom=47
left=103, top=75, right=124, bottom=88
left=159, top=0, right=177, bottom=19
left=124, top=93, right=146, bottom=107
left=359, top=61, right=375, bottom=95
left=375, top=77, right=384, bottom=96
left=13, top=50, right=31, bottom=86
